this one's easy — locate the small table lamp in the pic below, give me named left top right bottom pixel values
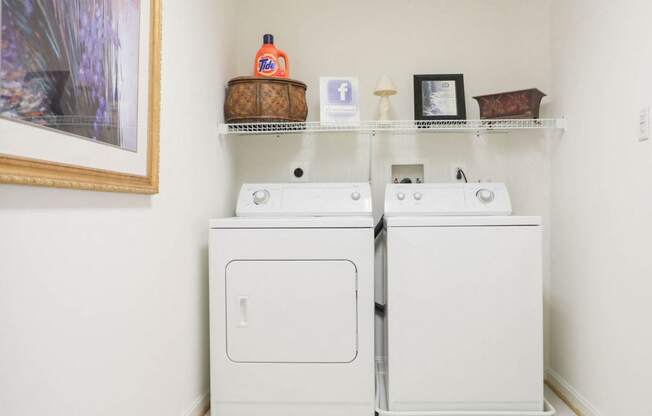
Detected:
left=374, top=75, right=397, bottom=121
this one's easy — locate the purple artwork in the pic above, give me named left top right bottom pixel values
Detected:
left=0, top=0, right=141, bottom=151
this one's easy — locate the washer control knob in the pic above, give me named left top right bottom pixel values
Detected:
left=351, top=191, right=361, bottom=201
left=253, top=189, right=270, bottom=205
left=413, top=192, right=423, bottom=201
left=397, top=192, right=406, bottom=201
left=476, top=188, right=495, bottom=204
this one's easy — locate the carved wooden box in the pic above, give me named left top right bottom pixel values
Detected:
left=473, top=88, right=546, bottom=119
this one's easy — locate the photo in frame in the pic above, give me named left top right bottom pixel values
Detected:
left=0, top=0, right=161, bottom=194
left=414, top=74, right=466, bottom=121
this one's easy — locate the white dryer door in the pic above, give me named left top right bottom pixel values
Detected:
left=225, top=260, right=358, bottom=363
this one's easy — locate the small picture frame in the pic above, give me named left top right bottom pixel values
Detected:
left=414, top=74, right=466, bottom=120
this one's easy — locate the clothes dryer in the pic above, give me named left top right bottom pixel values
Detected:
left=210, top=183, right=375, bottom=416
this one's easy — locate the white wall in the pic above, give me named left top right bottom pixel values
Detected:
left=230, top=0, right=554, bottom=362
left=549, top=0, right=652, bottom=414
left=0, top=0, right=236, bottom=414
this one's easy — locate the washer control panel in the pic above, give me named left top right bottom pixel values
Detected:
left=236, top=183, right=372, bottom=217
left=384, top=183, right=512, bottom=216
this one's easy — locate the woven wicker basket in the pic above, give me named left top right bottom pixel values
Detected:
left=224, top=77, right=308, bottom=123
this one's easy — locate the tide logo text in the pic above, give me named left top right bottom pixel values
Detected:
left=257, top=55, right=278, bottom=75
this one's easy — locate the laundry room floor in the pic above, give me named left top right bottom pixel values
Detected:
left=203, top=388, right=577, bottom=416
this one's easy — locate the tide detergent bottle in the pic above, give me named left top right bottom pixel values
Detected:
left=254, top=34, right=289, bottom=78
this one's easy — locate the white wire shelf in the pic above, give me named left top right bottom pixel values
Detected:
left=218, top=119, right=565, bottom=136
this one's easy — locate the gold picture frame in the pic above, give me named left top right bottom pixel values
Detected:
left=0, top=1, right=161, bottom=194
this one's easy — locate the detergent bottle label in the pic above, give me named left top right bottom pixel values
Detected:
left=256, top=54, right=279, bottom=76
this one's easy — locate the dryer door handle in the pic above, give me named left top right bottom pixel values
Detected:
left=238, top=296, right=249, bottom=327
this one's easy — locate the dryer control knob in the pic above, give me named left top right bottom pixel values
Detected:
left=397, top=192, right=406, bottom=201
left=413, top=192, right=423, bottom=201
left=476, top=188, right=495, bottom=204
left=351, top=191, right=361, bottom=201
left=253, top=189, right=270, bottom=205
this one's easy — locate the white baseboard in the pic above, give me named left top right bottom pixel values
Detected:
left=182, top=391, right=210, bottom=416
left=546, top=368, right=602, bottom=416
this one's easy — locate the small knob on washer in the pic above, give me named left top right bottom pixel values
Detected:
left=476, top=189, right=495, bottom=204
left=253, top=190, right=270, bottom=205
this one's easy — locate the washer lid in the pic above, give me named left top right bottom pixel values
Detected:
left=384, top=183, right=512, bottom=217
left=385, top=215, right=541, bottom=227
left=236, top=183, right=372, bottom=217
left=211, top=216, right=374, bottom=229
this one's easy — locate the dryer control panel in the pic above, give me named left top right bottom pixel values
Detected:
left=384, top=183, right=512, bottom=216
left=236, top=183, right=372, bottom=217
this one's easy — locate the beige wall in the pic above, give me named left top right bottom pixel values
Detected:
left=0, top=0, right=236, bottom=414
left=549, top=0, right=652, bottom=414
left=235, top=0, right=552, bottom=122
left=229, top=0, right=554, bottom=362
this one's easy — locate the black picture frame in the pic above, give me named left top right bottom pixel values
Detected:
left=414, top=74, right=466, bottom=121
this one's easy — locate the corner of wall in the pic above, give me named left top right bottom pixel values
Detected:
left=546, top=368, right=603, bottom=416
left=181, top=392, right=210, bottom=416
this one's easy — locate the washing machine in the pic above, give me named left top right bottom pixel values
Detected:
left=383, top=183, right=544, bottom=413
left=209, top=183, right=375, bottom=416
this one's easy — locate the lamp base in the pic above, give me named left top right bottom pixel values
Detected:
left=378, top=96, right=392, bottom=121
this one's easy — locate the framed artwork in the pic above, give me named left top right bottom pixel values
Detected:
left=0, top=0, right=161, bottom=194
left=414, top=74, right=466, bottom=121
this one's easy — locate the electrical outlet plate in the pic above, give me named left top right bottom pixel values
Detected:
left=391, top=164, right=424, bottom=184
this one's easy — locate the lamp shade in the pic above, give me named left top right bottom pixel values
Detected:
left=374, top=75, right=397, bottom=96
